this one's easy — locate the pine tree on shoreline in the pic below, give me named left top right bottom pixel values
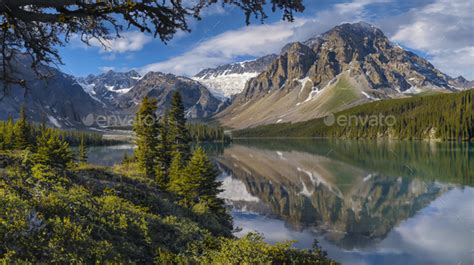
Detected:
left=78, top=135, right=88, bottom=163
left=156, top=112, right=172, bottom=186
left=14, top=106, right=32, bottom=150
left=133, top=96, right=160, bottom=179
left=168, top=92, right=190, bottom=161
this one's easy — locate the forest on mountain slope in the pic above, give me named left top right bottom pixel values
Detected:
left=234, top=89, right=473, bottom=141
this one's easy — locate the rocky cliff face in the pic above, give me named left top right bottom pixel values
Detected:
left=118, top=72, right=227, bottom=119
left=0, top=54, right=110, bottom=128
left=217, top=22, right=467, bottom=129
left=77, top=70, right=141, bottom=105
left=0, top=57, right=227, bottom=128
left=193, top=54, right=277, bottom=98
left=79, top=70, right=227, bottom=119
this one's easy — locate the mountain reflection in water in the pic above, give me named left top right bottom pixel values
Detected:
left=85, top=140, right=473, bottom=265
left=214, top=139, right=473, bottom=265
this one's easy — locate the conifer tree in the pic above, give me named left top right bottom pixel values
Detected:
left=78, top=135, right=88, bottom=163
left=14, top=106, right=32, bottom=150
left=0, top=123, right=4, bottom=150
left=169, top=147, right=225, bottom=213
left=156, top=112, right=172, bottom=183
left=169, top=92, right=190, bottom=160
left=39, top=115, right=47, bottom=134
left=186, top=147, right=225, bottom=213
left=3, top=116, right=15, bottom=150
left=122, top=152, right=131, bottom=164
left=133, top=96, right=160, bottom=179
left=33, top=129, right=73, bottom=170
left=167, top=152, right=185, bottom=193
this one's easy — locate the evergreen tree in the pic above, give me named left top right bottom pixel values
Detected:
left=0, top=123, right=4, bottom=150
left=122, top=152, right=131, bottom=164
left=133, top=96, right=160, bottom=179
left=167, top=152, right=185, bottom=193
left=33, top=129, right=73, bottom=170
left=186, top=147, right=225, bottom=213
left=156, top=112, right=172, bottom=185
left=169, top=147, right=225, bottom=214
left=2, top=116, right=15, bottom=150
left=169, top=92, right=190, bottom=160
left=14, top=106, right=32, bottom=150
left=78, top=135, right=88, bottom=163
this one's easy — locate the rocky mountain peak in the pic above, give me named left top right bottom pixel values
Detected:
left=118, top=71, right=227, bottom=119
left=194, top=54, right=277, bottom=79
left=238, top=22, right=456, bottom=101
left=454, top=75, right=467, bottom=83
left=77, top=69, right=142, bottom=106
left=330, top=22, right=384, bottom=37
left=449, top=75, right=474, bottom=90
left=217, top=22, right=465, bottom=129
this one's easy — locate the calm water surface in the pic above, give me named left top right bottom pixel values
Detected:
left=87, top=139, right=474, bottom=265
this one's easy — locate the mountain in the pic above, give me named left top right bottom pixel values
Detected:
left=78, top=70, right=226, bottom=120
left=77, top=70, right=142, bottom=105
left=193, top=54, right=277, bottom=98
left=117, top=72, right=228, bottom=119
left=0, top=56, right=227, bottom=128
left=449, top=75, right=474, bottom=90
left=0, top=54, right=110, bottom=128
left=216, top=22, right=468, bottom=129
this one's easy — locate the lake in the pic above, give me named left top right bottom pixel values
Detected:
left=85, top=139, right=473, bottom=265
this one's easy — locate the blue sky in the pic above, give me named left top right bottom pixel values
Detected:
left=59, top=0, right=474, bottom=79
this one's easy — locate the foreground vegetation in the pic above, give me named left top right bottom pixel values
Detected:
left=0, top=93, right=336, bottom=264
left=235, top=89, right=473, bottom=141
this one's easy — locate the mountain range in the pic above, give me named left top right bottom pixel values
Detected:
left=0, top=59, right=227, bottom=128
left=0, top=22, right=472, bottom=130
left=215, top=22, right=472, bottom=129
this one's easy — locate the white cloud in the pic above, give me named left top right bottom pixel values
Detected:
left=390, top=0, right=474, bottom=79
left=140, top=19, right=319, bottom=76
left=430, top=47, right=474, bottom=79
left=391, top=188, right=474, bottom=264
left=140, top=0, right=474, bottom=79
left=89, top=31, right=152, bottom=54
left=140, top=0, right=389, bottom=76
left=335, top=0, right=391, bottom=14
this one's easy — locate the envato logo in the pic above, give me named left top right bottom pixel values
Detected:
left=82, top=114, right=158, bottom=127
left=323, top=113, right=397, bottom=127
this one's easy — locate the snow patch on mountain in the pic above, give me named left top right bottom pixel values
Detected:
left=77, top=81, right=104, bottom=104
left=115, top=87, right=134, bottom=94
left=47, top=115, right=62, bottom=128
left=194, top=72, right=259, bottom=98
left=193, top=54, right=277, bottom=98
left=361, top=91, right=380, bottom=101
left=403, top=86, right=424, bottom=94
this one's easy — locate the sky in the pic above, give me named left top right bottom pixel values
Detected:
left=58, top=0, right=474, bottom=80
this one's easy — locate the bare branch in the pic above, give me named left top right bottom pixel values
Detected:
left=0, top=0, right=305, bottom=92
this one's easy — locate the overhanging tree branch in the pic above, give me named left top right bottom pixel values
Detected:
left=0, top=0, right=305, bottom=93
